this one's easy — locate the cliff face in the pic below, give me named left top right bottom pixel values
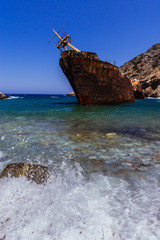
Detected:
left=120, top=43, right=160, bottom=97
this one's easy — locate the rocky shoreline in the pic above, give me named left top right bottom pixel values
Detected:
left=0, top=92, right=9, bottom=99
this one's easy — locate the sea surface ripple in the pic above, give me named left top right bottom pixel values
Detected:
left=0, top=94, right=160, bottom=240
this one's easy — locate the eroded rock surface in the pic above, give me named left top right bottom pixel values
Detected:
left=0, top=92, right=9, bottom=99
left=120, top=43, right=160, bottom=98
left=131, top=79, right=144, bottom=99
left=0, top=163, right=51, bottom=184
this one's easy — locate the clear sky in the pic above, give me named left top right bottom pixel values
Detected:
left=0, top=0, right=160, bottom=94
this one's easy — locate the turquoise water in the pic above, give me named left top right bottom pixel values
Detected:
left=0, top=95, right=160, bottom=239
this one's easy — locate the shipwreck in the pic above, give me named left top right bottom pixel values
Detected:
left=50, top=27, right=135, bottom=105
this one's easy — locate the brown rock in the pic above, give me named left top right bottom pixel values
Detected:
left=130, top=79, right=144, bottom=99
left=66, top=91, right=75, bottom=96
left=0, top=163, right=51, bottom=184
left=0, top=92, right=9, bottom=99
left=120, top=43, right=160, bottom=98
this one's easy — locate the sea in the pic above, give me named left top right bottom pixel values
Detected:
left=0, top=94, right=160, bottom=240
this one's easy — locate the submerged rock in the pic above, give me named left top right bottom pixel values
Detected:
left=0, top=92, right=9, bottom=99
left=0, top=163, right=50, bottom=184
left=105, top=132, right=118, bottom=138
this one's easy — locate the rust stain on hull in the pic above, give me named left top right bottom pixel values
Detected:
left=60, top=51, right=135, bottom=105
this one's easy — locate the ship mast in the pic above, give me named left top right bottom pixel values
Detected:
left=50, top=27, right=81, bottom=53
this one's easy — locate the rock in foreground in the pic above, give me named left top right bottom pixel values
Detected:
left=0, top=163, right=50, bottom=184
left=0, top=92, right=9, bottom=99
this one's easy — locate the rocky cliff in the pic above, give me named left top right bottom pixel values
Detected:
left=120, top=43, right=160, bottom=98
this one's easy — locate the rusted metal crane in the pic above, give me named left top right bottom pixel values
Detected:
left=49, top=27, right=81, bottom=53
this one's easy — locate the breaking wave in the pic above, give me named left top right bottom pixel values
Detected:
left=6, top=96, right=24, bottom=99
left=0, top=162, right=160, bottom=240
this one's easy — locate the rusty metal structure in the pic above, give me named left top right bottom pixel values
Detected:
left=51, top=27, right=135, bottom=105
left=50, top=27, right=80, bottom=53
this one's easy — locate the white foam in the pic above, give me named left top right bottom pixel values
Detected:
left=1, top=136, right=5, bottom=141
left=51, top=96, right=59, bottom=98
left=0, top=163, right=160, bottom=240
left=147, top=97, right=160, bottom=99
left=6, top=96, right=24, bottom=99
left=0, top=151, right=5, bottom=159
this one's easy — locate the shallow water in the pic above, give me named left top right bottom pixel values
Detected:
left=0, top=95, right=160, bottom=239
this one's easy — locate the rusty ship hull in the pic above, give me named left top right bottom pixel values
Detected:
left=60, top=50, right=135, bottom=105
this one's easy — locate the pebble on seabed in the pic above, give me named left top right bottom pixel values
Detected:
left=105, top=133, right=118, bottom=138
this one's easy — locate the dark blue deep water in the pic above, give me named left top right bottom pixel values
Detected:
left=0, top=94, right=160, bottom=239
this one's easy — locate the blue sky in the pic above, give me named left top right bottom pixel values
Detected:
left=0, top=0, right=160, bottom=94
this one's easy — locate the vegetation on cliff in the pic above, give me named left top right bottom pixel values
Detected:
left=120, top=43, right=160, bottom=98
